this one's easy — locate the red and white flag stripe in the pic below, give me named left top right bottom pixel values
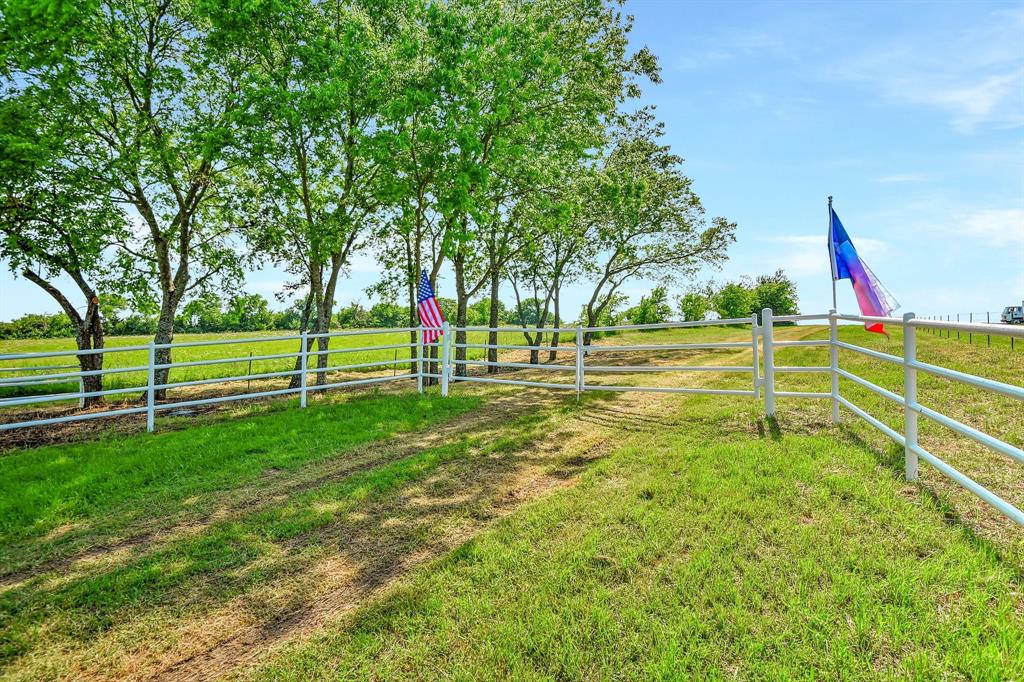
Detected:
left=418, top=298, right=444, bottom=341
left=416, top=271, right=445, bottom=343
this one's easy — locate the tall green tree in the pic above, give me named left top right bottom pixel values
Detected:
left=677, top=289, right=712, bottom=322
left=581, top=111, right=735, bottom=343
left=751, top=269, right=799, bottom=317
left=626, top=286, right=672, bottom=325
left=211, top=0, right=397, bottom=386
left=0, top=90, right=125, bottom=405
left=372, top=0, right=465, bottom=379
left=3, top=0, right=247, bottom=396
left=222, top=293, right=274, bottom=332
left=712, top=282, right=754, bottom=320
left=428, top=0, right=656, bottom=374
left=506, top=163, right=604, bottom=362
left=507, top=197, right=592, bottom=364
left=177, top=293, right=222, bottom=332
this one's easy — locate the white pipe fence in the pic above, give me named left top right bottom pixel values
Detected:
left=1, top=312, right=1022, bottom=526
left=802, top=310, right=1023, bottom=527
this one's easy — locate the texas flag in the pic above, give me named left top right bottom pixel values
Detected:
left=829, top=204, right=898, bottom=335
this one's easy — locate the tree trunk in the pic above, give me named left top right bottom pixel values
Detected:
left=301, top=258, right=342, bottom=388
left=76, top=297, right=105, bottom=407
left=548, top=283, right=561, bottom=363
left=23, top=268, right=108, bottom=408
left=313, top=300, right=331, bottom=386
left=487, top=267, right=500, bottom=373
left=288, top=293, right=314, bottom=390
left=407, top=240, right=418, bottom=376
left=583, top=303, right=597, bottom=346
left=152, top=292, right=181, bottom=400
left=428, top=343, right=438, bottom=384
left=530, top=322, right=545, bottom=365
left=454, top=251, right=468, bottom=377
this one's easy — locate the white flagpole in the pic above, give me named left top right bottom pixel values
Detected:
left=827, top=195, right=837, bottom=311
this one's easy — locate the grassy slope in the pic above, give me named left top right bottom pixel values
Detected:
left=254, top=395, right=1022, bottom=680
left=0, top=391, right=481, bottom=564
left=0, top=390, right=488, bottom=677
left=772, top=323, right=1023, bottom=554
left=250, top=324, right=1024, bottom=679
left=0, top=324, right=1020, bottom=679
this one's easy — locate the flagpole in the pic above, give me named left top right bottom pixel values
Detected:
left=827, top=195, right=837, bottom=311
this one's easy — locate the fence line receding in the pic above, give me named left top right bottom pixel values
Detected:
left=1, top=312, right=1021, bottom=526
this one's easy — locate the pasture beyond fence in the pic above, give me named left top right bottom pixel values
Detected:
left=921, top=313, right=1020, bottom=350
left=1, top=311, right=1022, bottom=527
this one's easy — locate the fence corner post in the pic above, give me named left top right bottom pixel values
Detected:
left=416, top=326, right=424, bottom=394
left=829, top=309, right=840, bottom=424
left=762, top=307, right=775, bottom=418
left=299, top=331, right=308, bottom=408
left=575, top=324, right=584, bottom=401
left=146, top=341, right=156, bottom=433
left=902, top=312, right=918, bottom=481
left=751, top=313, right=760, bottom=399
left=441, top=320, right=451, bottom=397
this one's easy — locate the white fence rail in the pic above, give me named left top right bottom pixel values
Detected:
left=2, top=312, right=1022, bottom=526
left=0, top=328, right=429, bottom=433
left=445, top=316, right=761, bottom=399
left=811, top=310, right=1024, bottom=527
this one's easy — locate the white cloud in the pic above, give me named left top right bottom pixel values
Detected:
left=875, top=174, right=928, bottom=184
left=960, top=208, right=1024, bottom=248
left=758, top=234, right=888, bottom=278
left=920, top=72, right=1024, bottom=133
left=826, top=10, right=1024, bottom=133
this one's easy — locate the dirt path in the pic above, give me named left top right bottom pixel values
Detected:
left=9, top=327, right=824, bottom=681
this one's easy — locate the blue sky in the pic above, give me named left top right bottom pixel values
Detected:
left=2, top=0, right=1022, bottom=321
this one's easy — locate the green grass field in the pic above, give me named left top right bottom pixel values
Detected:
left=0, top=329, right=551, bottom=402
left=0, top=324, right=1020, bottom=679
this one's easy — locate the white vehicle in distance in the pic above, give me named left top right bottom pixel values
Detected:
left=1001, top=302, right=1024, bottom=324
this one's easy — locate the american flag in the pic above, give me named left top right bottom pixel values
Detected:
left=416, top=270, right=445, bottom=343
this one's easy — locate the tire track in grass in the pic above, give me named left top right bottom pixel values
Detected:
left=139, top=329, right=775, bottom=681
left=3, top=326, right=803, bottom=681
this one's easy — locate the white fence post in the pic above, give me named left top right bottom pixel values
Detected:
left=299, top=331, right=308, bottom=408
left=903, top=312, right=918, bottom=481
left=575, top=325, right=584, bottom=400
left=146, top=342, right=156, bottom=432
left=78, top=376, right=85, bottom=409
left=829, top=309, right=840, bottom=424
left=441, top=320, right=451, bottom=397
left=416, top=326, right=424, bottom=394
left=762, top=308, right=775, bottom=417
left=751, top=313, right=760, bottom=399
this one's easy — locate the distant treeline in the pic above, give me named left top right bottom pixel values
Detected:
left=677, top=270, right=799, bottom=323
left=1, top=271, right=798, bottom=340
left=0, top=294, right=511, bottom=339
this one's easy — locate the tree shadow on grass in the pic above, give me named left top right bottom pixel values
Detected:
left=0, top=387, right=620, bottom=680
left=0, top=390, right=487, bottom=582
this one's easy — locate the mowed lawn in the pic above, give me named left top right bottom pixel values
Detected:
left=0, top=325, right=1021, bottom=679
